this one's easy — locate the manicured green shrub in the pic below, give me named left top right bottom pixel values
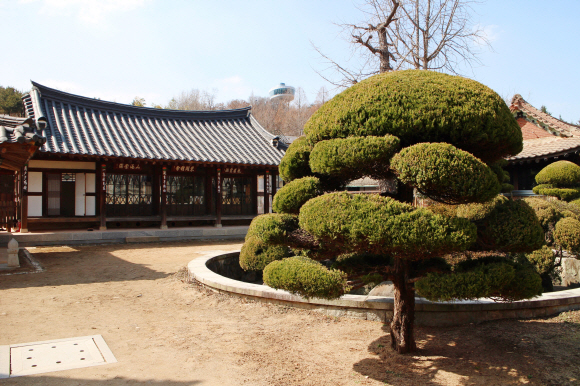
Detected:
left=490, top=159, right=514, bottom=193
left=239, top=236, right=292, bottom=271
left=524, top=245, right=556, bottom=276
left=304, top=70, right=522, bottom=164
left=571, top=198, right=580, bottom=208
left=246, top=213, right=298, bottom=244
left=426, top=203, right=459, bottom=218
left=298, top=192, right=411, bottom=250
left=391, top=143, right=501, bottom=204
left=523, top=197, right=563, bottom=231
left=458, top=198, right=544, bottom=253
left=535, top=161, right=580, bottom=187
left=554, top=217, right=580, bottom=255
left=456, top=195, right=506, bottom=221
left=272, top=177, right=322, bottom=214
left=415, top=259, right=542, bottom=301
left=532, top=184, right=580, bottom=201
left=550, top=200, right=580, bottom=220
left=263, top=256, right=349, bottom=299
left=279, top=136, right=313, bottom=182
left=309, top=135, right=400, bottom=181
left=299, top=192, right=476, bottom=257
left=532, top=161, right=580, bottom=202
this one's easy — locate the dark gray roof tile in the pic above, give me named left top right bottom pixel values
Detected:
left=23, top=82, right=284, bottom=166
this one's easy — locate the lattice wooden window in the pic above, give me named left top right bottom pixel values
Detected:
left=221, top=177, right=253, bottom=215
left=166, top=175, right=206, bottom=216
left=106, top=174, right=153, bottom=216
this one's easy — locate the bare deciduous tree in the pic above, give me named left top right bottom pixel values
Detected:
left=165, top=88, right=324, bottom=138
left=166, top=88, right=221, bottom=111
left=314, top=0, right=490, bottom=87
left=393, top=0, right=490, bottom=73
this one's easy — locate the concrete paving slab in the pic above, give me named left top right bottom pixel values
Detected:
left=1, top=335, right=117, bottom=378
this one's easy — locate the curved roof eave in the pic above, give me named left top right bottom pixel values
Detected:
left=30, top=81, right=252, bottom=120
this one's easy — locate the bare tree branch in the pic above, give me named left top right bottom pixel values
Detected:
left=312, top=0, right=492, bottom=87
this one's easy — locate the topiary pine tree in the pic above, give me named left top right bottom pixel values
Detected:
left=240, top=70, right=545, bottom=354
left=533, top=160, right=580, bottom=201
left=530, top=161, right=580, bottom=259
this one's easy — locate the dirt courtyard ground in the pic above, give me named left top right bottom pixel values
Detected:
left=1, top=240, right=579, bottom=386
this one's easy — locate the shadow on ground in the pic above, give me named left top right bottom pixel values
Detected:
left=353, top=316, right=580, bottom=385
left=0, top=240, right=241, bottom=290
left=4, top=377, right=200, bottom=385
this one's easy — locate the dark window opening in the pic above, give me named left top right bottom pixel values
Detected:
left=106, top=174, right=153, bottom=216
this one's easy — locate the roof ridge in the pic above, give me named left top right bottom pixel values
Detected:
left=30, top=81, right=252, bottom=120
left=510, top=93, right=580, bottom=136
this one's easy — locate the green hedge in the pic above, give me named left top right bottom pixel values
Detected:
left=391, top=143, right=501, bottom=204
left=298, top=192, right=476, bottom=257
left=263, top=256, right=348, bottom=299
left=554, top=217, right=580, bottom=255
left=309, top=135, right=400, bottom=181
left=272, top=177, right=322, bottom=214
left=532, top=184, right=580, bottom=202
left=415, top=260, right=542, bottom=301
left=458, top=198, right=544, bottom=253
left=279, top=136, right=313, bottom=182
left=303, top=70, right=522, bottom=164
left=239, top=236, right=292, bottom=271
left=535, top=160, right=580, bottom=187
left=246, top=213, right=298, bottom=244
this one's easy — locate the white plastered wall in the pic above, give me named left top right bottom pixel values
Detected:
left=28, top=172, right=43, bottom=216
left=75, top=173, right=86, bottom=216
left=85, top=173, right=96, bottom=216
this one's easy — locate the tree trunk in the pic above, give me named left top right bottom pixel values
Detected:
left=390, top=257, right=416, bottom=354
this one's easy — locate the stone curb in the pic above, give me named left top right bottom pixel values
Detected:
left=0, top=226, right=249, bottom=247
left=188, top=250, right=580, bottom=326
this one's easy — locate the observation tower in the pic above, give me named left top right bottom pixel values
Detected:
left=268, top=83, right=295, bottom=102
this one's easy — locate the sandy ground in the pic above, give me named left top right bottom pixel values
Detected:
left=0, top=240, right=579, bottom=386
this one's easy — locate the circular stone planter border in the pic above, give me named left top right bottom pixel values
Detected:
left=188, top=250, right=580, bottom=326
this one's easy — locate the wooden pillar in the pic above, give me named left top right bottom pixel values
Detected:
left=160, top=165, right=167, bottom=229
left=152, top=166, right=160, bottom=216
left=99, top=163, right=107, bottom=230
left=12, top=171, right=19, bottom=232
left=264, top=170, right=270, bottom=214
left=20, top=164, right=28, bottom=233
left=252, top=171, right=258, bottom=215
left=215, top=167, right=222, bottom=227
left=271, top=170, right=277, bottom=213
left=205, top=167, right=213, bottom=215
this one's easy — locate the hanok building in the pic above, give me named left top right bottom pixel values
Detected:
left=507, top=94, right=580, bottom=197
left=2, top=82, right=285, bottom=233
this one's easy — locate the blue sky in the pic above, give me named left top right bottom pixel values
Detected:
left=1, top=0, right=579, bottom=122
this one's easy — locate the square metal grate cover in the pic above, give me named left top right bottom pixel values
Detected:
left=0, top=335, right=117, bottom=378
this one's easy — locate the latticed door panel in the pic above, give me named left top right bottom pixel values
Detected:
left=221, top=177, right=253, bottom=215
left=166, top=175, right=206, bottom=216
left=106, top=174, right=153, bottom=217
left=46, top=173, right=61, bottom=216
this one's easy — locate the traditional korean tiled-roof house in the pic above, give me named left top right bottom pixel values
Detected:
left=2, top=82, right=285, bottom=232
left=0, top=114, right=46, bottom=231
left=507, top=94, right=580, bottom=196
